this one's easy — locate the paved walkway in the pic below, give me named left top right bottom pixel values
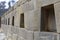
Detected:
left=0, top=33, right=6, bottom=40
left=0, top=28, right=6, bottom=40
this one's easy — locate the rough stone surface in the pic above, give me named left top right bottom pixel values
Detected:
left=54, top=2, right=60, bottom=33
left=1, top=0, right=60, bottom=40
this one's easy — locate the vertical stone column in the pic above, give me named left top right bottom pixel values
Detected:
left=54, top=2, right=60, bottom=33
left=32, top=0, right=41, bottom=31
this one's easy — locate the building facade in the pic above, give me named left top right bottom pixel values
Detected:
left=1, top=0, right=60, bottom=40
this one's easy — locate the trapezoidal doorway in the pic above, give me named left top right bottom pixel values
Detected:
left=41, top=4, right=56, bottom=32
left=20, top=13, right=24, bottom=28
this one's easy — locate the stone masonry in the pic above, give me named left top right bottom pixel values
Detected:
left=1, top=0, right=60, bottom=40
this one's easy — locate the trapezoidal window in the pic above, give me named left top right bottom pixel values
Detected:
left=8, top=18, right=10, bottom=25
left=20, top=13, right=24, bottom=28
left=41, top=4, right=56, bottom=32
left=6, top=19, right=7, bottom=25
left=12, top=16, right=14, bottom=26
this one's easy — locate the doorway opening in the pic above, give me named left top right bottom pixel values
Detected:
left=20, top=13, right=24, bottom=28
left=41, top=4, right=56, bottom=32
left=12, top=16, right=14, bottom=26
left=8, top=18, right=10, bottom=25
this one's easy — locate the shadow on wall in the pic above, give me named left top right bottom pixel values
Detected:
left=0, top=17, right=1, bottom=28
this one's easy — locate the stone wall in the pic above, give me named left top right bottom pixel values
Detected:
left=1, top=24, right=58, bottom=40
left=41, top=0, right=60, bottom=6
left=1, top=0, right=60, bottom=32
left=54, top=2, right=60, bottom=33
left=1, top=0, right=60, bottom=40
left=21, top=0, right=41, bottom=31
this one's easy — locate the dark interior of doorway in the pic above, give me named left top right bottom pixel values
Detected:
left=41, top=4, right=56, bottom=32
left=12, top=16, right=14, bottom=26
left=20, top=13, right=24, bottom=28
